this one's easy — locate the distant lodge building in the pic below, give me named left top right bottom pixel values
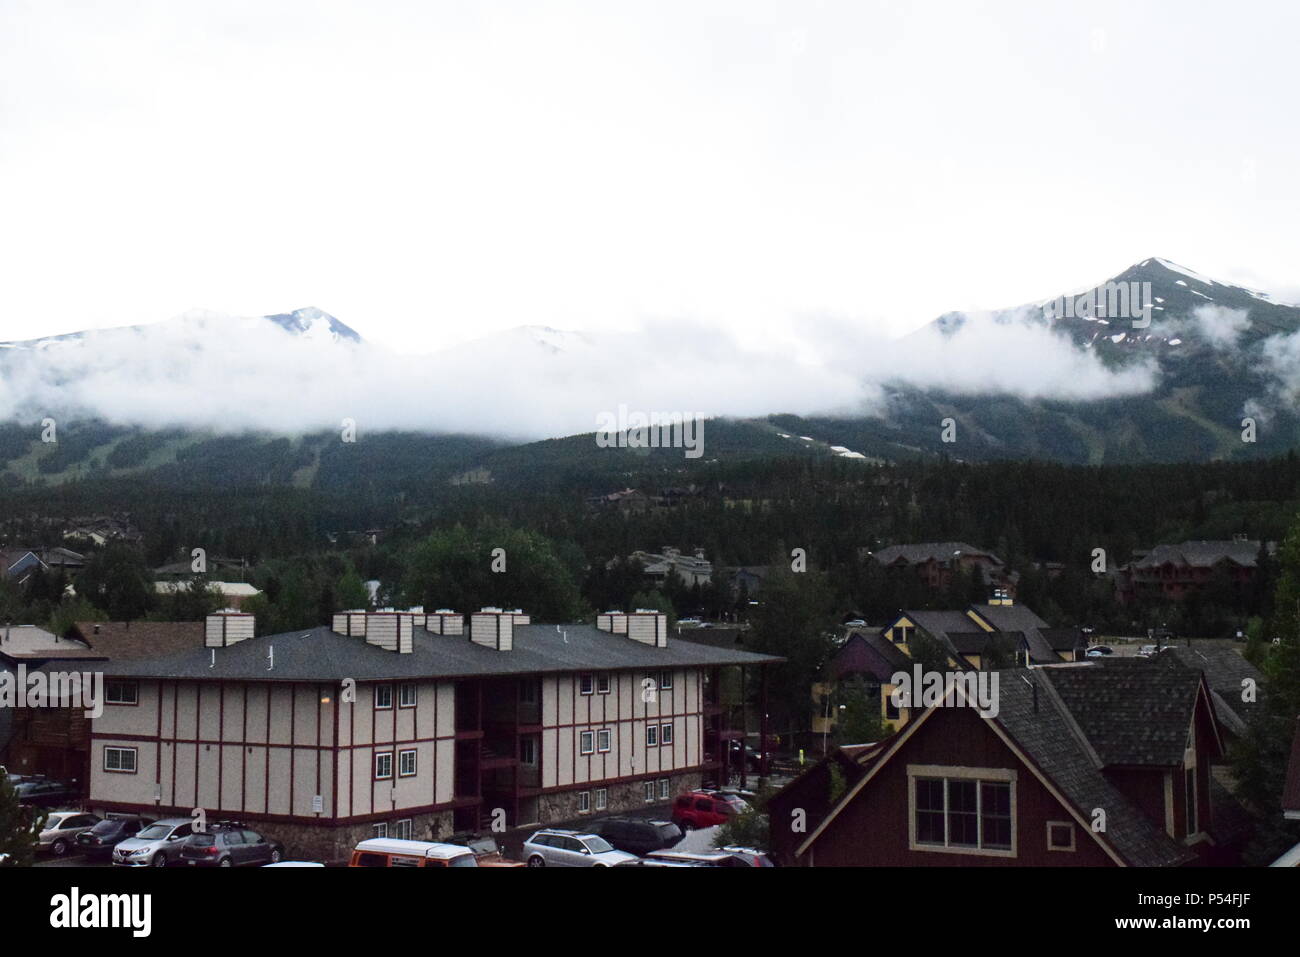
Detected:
left=13, top=608, right=777, bottom=861
left=774, top=656, right=1233, bottom=867
left=868, top=542, right=1018, bottom=597
left=616, top=548, right=714, bottom=588
left=1116, top=539, right=1266, bottom=605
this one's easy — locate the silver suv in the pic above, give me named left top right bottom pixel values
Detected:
left=522, top=829, right=638, bottom=867
left=112, top=818, right=196, bottom=867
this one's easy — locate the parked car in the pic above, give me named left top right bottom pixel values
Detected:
left=728, top=740, right=766, bottom=771
left=521, top=829, right=638, bottom=867
left=180, top=823, right=284, bottom=867
left=671, top=790, right=750, bottom=830
left=443, top=833, right=524, bottom=867
left=643, top=849, right=765, bottom=867
left=588, top=817, right=683, bottom=856
left=719, top=845, right=776, bottom=867
left=1137, top=644, right=1160, bottom=657
left=348, top=838, right=479, bottom=868
left=76, top=814, right=153, bottom=859
left=14, top=777, right=79, bottom=808
left=1086, top=645, right=1114, bottom=658
left=36, top=811, right=101, bottom=857
left=111, top=818, right=196, bottom=867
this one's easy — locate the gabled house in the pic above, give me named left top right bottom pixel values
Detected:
left=0, top=548, right=47, bottom=586
left=770, top=657, right=1223, bottom=867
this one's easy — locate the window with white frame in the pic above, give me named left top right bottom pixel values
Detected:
left=580, top=731, right=595, bottom=754
left=646, top=725, right=658, bottom=747
left=660, top=723, right=673, bottom=745
left=103, top=746, right=137, bottom=773
left=1046, top=821, right=1075, bottom=851
left=597, top=673, right=611, bottom=694
left=398, top=749, right=417, bottom=777
left=659, top=670, right=673, bottom=690
left=398, top=683, right=417, bottom=708
left=374, top=684, right=393, bottom=709
left=395, top=819, right=413, bottom=840
left=580, top=674, right=594, bottom=695
left=578, top=791, right=591, bottom=813
left=375, top=751, right=394, bottom=780
left=597, top=729, right=611, bottom=753
left=910, top=766, right=1014, bottom=855
left=595, top=788, right=608, bottom=811
left=658, top=778, right=670, bottom=799
left=105, top=680, right=138, bottom=705
left=373, top=822, right=388, bottom=838
left=644, top=781, right=655, bottom=802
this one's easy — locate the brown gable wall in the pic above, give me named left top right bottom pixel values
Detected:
left=803, top=706, right=1116, bottom=866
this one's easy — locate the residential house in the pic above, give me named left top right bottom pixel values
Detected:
left=154, top=580, right=262, bottom=609
left=770, top=657, right=1224, bottom=867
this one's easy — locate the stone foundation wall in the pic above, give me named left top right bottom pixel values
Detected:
left=536, top=770, right=703, bottom=825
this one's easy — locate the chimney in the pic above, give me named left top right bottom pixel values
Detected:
left=205, top=610, right=255, bottom=648
left=596, top=611, right=629, bottom=635
left=425, top=609, right=464, bottom=636
left=332, top=610, right=369, bottom=636
left=597, top=609, right=667, bottom=647
left=362, top=612, right=413, bottom=654
left=470, top=608, right=513, bottom=651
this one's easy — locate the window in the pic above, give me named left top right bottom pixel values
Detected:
left=646, top=725, right=658, bottom=747
left=578, top=791, right=591, bottom=813
left=395, top=819, right=413, bottom=840
left=375, top=752, right=394, bottom=780
left=659, top=671, right=673, bottom=690
left=374, top=685, right=393, bottom=709
left=894, top=625, right=912, bottom=645
left=658, top=778, right=670, bottom=799
left=519, top=679, right=539, bottom=704
left=644, top=781, right=655, bottom=802
left=103, top=746, right=137, bottom=773
left=1047, top=821, right=1075, bottom=851
left=910, top=767, right=1015, bottom=855
left=105, top=681, right=138, bottom=705
left=660, top=723, right=673, bottom=745
left=520, top=737, right=537, bottom=765
left=580, top=731, right=595, bottom=755
left=398, top=749, right=417, bottom=777
left=595, top=788, right=608, bottom=811
left=1186, top=767, right=1197, bottom=836
left=597, top=729, right=611, bottom=753
left=580, top=674, right=594, bottom=695
left=597, top=673, right=611, bottom=694
left=372, top=822, right=388, bottom=839
left=398, top=683, right=417, bottom=708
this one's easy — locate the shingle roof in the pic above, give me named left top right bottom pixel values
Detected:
left=996, top=670, right=1196, bottom=867
left=1041, top=658, right=1206, bottom=767
left=1160, top=646, right=1262, bottom=736
left=830, top=631, right=911, bottom=681
left=970, top=603, right=1062, bottom=664
left=86, top=622, right=781, bottom=682
left=872, top=542, right=1002, bottom=567
left=1132, top=540, right=1260, bottom=570
left=69, top=621, right=204, bottom=660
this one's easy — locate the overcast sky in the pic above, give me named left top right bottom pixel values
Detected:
left=2, top=0, right=1298, bottom=355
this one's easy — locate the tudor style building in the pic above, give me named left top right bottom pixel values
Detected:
left=81, top=608, right=777, bottom=861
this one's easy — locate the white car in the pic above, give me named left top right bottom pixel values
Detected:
left=37, top=811, right=102, bottom=857
left=522, top=829, right=639, bottom=867
left=111, top=818, right=196, bottom=867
